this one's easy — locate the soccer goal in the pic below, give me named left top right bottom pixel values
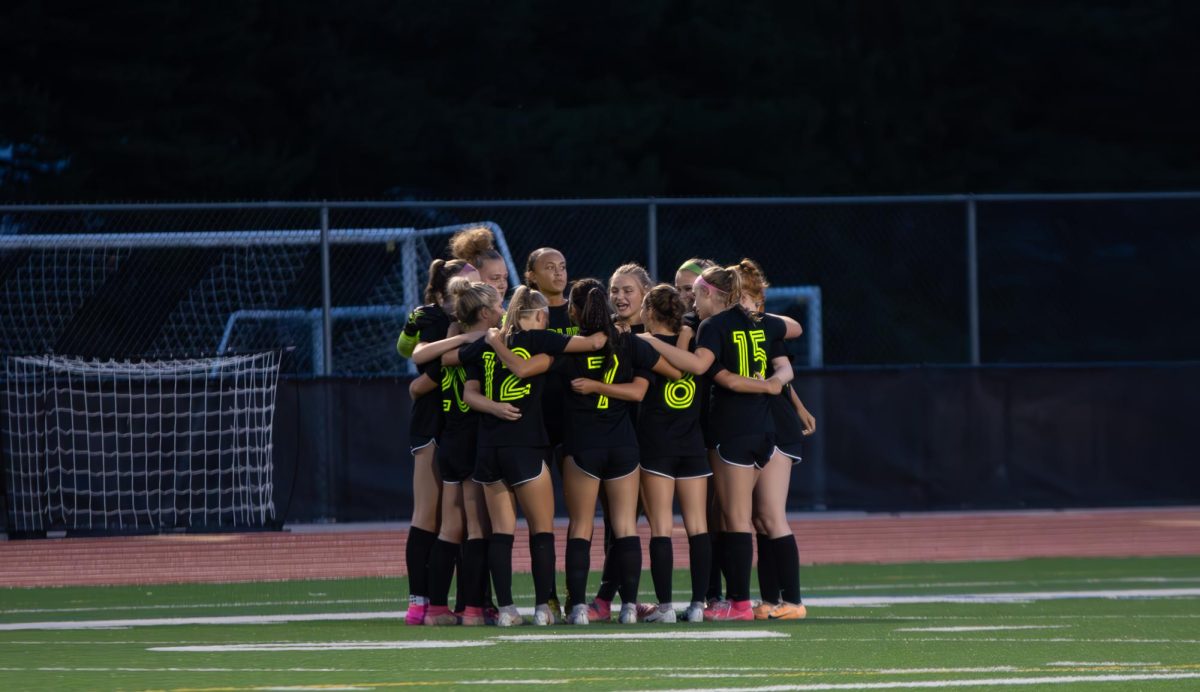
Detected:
left=3, top=352, right=281, bottom=534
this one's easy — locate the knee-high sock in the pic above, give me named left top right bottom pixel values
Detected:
left=595, top=519, right=619, bottom=602
left=706, top=531, right=724, bottom=600
left=488, top=533, right=515, bottom=607
left=406, top=526, right=437, bottom=598
left=615, top=536, right=643, bottom=604
left=566, top=538, right=591, bottom=608
left=756, top=533, right=781, bottom=604
left=452, top=543, right=465, bottom=609
left=772, top=534, right=803, bottom=604
left=427, top=539, right=459, bottom=607
left=650, top=536, right=673, bottom=604
left=462, top=538, right=488, bottom=608
left=688, top=532, right=712, bottom=603
left=721, top=531, right=753, bottom=602
left=530, top=532, right=556, bottom=605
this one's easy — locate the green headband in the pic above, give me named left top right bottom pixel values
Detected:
left=678, top=261, right=706, bottom=275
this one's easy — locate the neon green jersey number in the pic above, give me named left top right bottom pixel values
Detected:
left=731, top=329, right=768, bottom=378
left=586, top=354, right=620, bottom=410
left=441, top=368, right=456, bottom=412
left=481, top=349, right=534, bottom=402
left=663, top=372, right=696, bottom=410
left=442, top=366, right=469, bottom=413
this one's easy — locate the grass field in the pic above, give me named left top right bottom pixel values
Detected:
left=2, top=557, right=1199, bottom=690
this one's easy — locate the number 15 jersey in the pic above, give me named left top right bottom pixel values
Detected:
left=695, top=307, right=787, bottom=444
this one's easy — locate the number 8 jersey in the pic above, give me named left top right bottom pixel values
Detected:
left=460, top=330, right=573, bottom=448
left=695, top=307, right=788, bottom=444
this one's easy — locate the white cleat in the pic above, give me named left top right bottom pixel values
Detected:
left=642, top=603, right=677, bottom=623
left=533, top=603, right=556, bottom=626
left=684, top=601, right=705, bottom=623
left=568, top=603, right=591, bottom=625
left=618, top=602, right=639, bottom=624
left=495, top=605, right=524, bottom=627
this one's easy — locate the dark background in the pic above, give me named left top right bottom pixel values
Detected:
left=3, top=1, right=1199, bottom=201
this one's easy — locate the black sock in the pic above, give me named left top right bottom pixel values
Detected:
left=706, top=531, right=724, bottom=601
left=688, top=532, right=712, bottom=603
left=596, top=544, right=619, bottom=602
left=722, top=531, right=753, bottom=602
left=650, top=536, right=673, bottom=604
left=462, top=538, right=488, bottom=608
left=566, top=538, right=591, bottom=608
left=756, top=533, right=780, bottom=604
left=488, top=533, right=515, bottom=607
left=452, top=543, right=465, bottom=610
left=772, top=535, right=803, bottom=604
left=406, top=526, right=437, bottom=599
left=530, top=532, right=556, bottom=605
left=615, top=536, right=643, bottom=604
left=426, top=539, right=459, bottom=607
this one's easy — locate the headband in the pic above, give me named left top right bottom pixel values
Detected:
left=693, top=276, right=726, bottom=296
left=459, top=262, right=477, bottom=275
left=679, top=261, right=706, bottom=275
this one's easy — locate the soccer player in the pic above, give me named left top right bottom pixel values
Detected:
left=609, top=263, right=653, bottom=333
left=460, top=285, right=605, bottom=626
left=396, top=258, right=479, bottom=626
left=675, top=258, right=715, bottom=319
left=558, top=279, right=682, bottom=625
left=410, top=278, right=502, bottom=626
left=636, top=263, right=792, bottom=621
left=450, top=226, right=509, bottom=299
left=734, top=259, right=813, bottom=620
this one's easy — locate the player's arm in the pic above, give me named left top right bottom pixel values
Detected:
left=650, top=355, right=683, bottom=380
left=412, top=331, right=484, bottom=366
left=481, top=329, right=554, bottom=378
left=636, top=333, right=715, bottom=376
left=409, top=373, right=438, bottom=399
left=463, top=380, right=521, bottom=421
left=767, top=313, right=803, bottom=339
left=713, top=368, right=783, bottom=395
left=396, top=306, right=435, bottom=358
left=675, top=325, right=694, bottom=350
left=769, top=355, right=794, bottom=386
left=571, top=375, right=650, bottom=402
left=562, top=331, right=607, bottom=353
left=789, top=385, right=816, bottom=435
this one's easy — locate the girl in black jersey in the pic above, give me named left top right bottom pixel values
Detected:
left=523, top=246, right=574, bottom=618
left=636, top=264, right=794, bottom=621
left=451, top=226, right=510, bottom=300
left=735, top=259, right=814, bottom=621
left=674, top=258, right=716, bottom=322
left=460, top=285, right=605, bottom=626
left=408, top=278, right=502, bottom=626
left=636, top=285, right=713, bottom=623
left=557, top=279, right=681, bottom=625
left=609, top=263, right=652, bottom=333
left=396, top=258, right=479, bottom=626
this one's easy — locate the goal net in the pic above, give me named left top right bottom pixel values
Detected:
left=3, top=352, right=280, bottom=534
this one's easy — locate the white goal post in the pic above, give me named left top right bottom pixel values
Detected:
left=3, top=352, right=281, bottom=533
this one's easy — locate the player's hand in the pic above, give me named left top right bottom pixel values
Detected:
left=491, top=403, right=521, bottom=421
left=485, top=327, right=503, bottom=347
left=796, top=400, right=817, bottom=436
left=587, top=331, right=608, bottom=349
left=765, top=376, right=783, bottom=396
left=570, top=378, right=599, bottom=395
left=676, top=325, right=694, bottom=349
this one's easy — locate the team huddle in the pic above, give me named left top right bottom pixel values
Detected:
left=397, top=227, right=816, bottom=627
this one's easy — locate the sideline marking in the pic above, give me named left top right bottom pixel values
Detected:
left=151, top=640, right=494, bottom=652
left=5, top=587, right=1199, bottom=631
left=639, top=671, right=1200, bottom=691
left=895, top=625, right=1068, bottom=632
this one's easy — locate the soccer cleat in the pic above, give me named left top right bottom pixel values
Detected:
left=753, top=601, right=780, bottom=620
left=483, top=604, right=500, bottom=626
left=767, top=602, right=808, bottom=620
left=684, top=601, right=706, bottom=623
left=405, top=595, right=428, bottom=626
left=459, top=606, right=487, bottom=626
left=534, top=603, right=557, bottom=626
left=587, top=597, right=612, bottom=622
left=618, top=602, right=639, bottom=624
left=568, top=603, right=591, bottom=625
left=642, top=603, right=677, bottom=623
left=495, top=605, right=524, bottom=627
left=546, top=596, right=564, bottom=623
left=635, top=602, right=658, bottom=621
left=703, top=599, right=754, bottom=621
left=422, top=605, right=459, bottom=626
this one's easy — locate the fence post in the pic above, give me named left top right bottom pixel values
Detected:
left=966, top=197, right=980, bottom=365
left=319, top=204, right=334, bottom=376
left=647, top=200, right=658, bottom=280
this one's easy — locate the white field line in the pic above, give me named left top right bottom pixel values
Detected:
left=636, top=672, right=1200, bottom=691
left=493, top=630, right=788, bottom=642
left=895, top=625, right=1068, bottom=632
left=0, top=598, right=400, bottom=616
left=3, top=587, right=1198, bottom=631
left=1046, top=661, right=1162, bottom=667
left=0, top=667, right=382, bottom=673
left=151, top=640, right=495, bottom=652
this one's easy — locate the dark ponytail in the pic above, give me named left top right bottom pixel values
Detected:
left=425, top=258, right=469, bottom=305
left=643, top=284, right=685, bottom=333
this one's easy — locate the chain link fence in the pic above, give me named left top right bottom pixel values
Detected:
left=1, top=194, right=1197, bottom=376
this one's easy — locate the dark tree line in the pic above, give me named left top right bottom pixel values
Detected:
left=2, top=0, right=1199, bottom=201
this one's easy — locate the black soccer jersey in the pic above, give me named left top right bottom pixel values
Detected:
left=695, top=307, right=787, bottom=443
left=637, top=333, right=705, bottom=459
left=408, top=303, right=452, bottom=439
left=561, top=334, right=659, bottom=454
left=547, top=303, right=580, bottom=336
left=767, top=338, right=806, bottom=448
left=461, top=329, right=572, bottom=448
left=543, top=302, right=577, bottom=445
left=440, top=361, right=478, bottom=438
left=682, top=311, right=701, bottom=332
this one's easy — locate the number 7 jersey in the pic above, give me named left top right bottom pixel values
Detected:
left=460, top=329, right=572, bottom=448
